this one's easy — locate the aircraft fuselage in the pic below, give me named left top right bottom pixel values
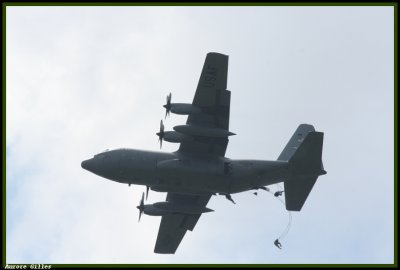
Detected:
left=81, top=148, right=290, bottom=195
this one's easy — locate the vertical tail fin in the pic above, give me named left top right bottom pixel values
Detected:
left=288, top=132, right=324, bottom=175
left=279, top=125, right=326, bottom=211
left=278, top=124, right=315, bottom=162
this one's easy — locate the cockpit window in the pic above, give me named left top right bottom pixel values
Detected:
left=94, top=153, right=106, bottom=159
left=94, top=149, right=109, bottom=158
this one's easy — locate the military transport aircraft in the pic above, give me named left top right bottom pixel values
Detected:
left=81, top=52, right=327, bottom=254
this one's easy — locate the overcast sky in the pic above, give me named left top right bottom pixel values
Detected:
left=6, top=6, right=394, bottom=264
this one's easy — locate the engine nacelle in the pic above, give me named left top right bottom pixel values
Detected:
left=163, top=131, right=194, bottom=143
left=170, top=103, right=202, bottom=115
left=143, top=201, right=213, bottom=216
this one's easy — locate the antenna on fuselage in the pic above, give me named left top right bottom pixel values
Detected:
left=220, top=194, right=235, bottom=204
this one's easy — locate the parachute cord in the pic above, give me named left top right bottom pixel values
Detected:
left=276, top=196, right=292, bottom=240
left=266, top=184, right=293, bottom=244
left=276, top=183, right=283, bottom=191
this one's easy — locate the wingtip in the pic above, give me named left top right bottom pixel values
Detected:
left=207, top=52, right=229, bottom=58
left=154, top=247, right=176, bottom=255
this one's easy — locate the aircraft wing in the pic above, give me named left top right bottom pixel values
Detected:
left=154, top=193, right=212, bottom=254
left=178, top=52, right=231, bottom=157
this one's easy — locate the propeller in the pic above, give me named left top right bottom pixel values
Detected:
left=156, top=120, right=165, bottom=148
left=163, top=92, right=172, bottom=118
left=136, top=192, right=145, bottom=222
left=146, top=186, right=149, bottom=200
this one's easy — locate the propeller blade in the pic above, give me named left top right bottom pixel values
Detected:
left=146, top=186, right=149, bottom=200
left=157, top=120, right=165, bottom=149
left=164, top=93, right=172, bottom=118
left=137, top=192, right=145, bottom=222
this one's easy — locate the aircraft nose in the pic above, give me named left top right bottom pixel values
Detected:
left=81, top=159, right=93, bottom=171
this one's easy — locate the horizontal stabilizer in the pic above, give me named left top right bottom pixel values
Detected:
left=284, top=176, right=318, bottom=211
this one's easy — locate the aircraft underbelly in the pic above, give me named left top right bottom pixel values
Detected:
left=155, top=163, right=228, bottom=193
left=152, top=159, right=289, bottom=194
left=115, top=154, right=289, bottom=195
